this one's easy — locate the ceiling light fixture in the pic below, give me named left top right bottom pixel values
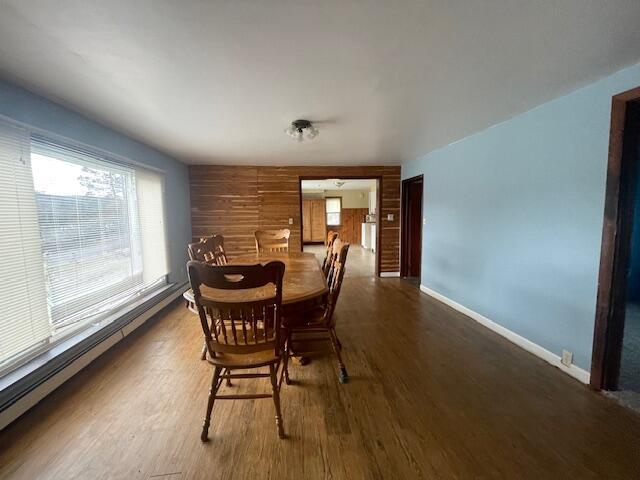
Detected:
left=285, top=119, right=319, bottom=142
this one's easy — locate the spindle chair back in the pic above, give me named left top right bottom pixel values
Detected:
left=187, top=260, right=287, bottom=440
left=322, top=231, right=339, bottom=276
left=254, top=229, right=291, bottom=253
left=188, top=235, right=228, bottom=265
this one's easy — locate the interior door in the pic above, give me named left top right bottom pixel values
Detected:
left=401, top=176, right=423, bottom=278
left=407, top=180, right=423, bottom=277
left=311, top=199, right=326, bottom=242
left=302, top=200, right=312, bottom=243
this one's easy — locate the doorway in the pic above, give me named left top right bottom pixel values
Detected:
left=299, top=177, right=381, bottom=277
left=592, top=87, right=640, bottom=407
left=401, top=175, right=423, bottom=280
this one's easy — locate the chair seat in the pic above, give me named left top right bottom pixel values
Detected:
left=206, top=349, right=281, bottom=368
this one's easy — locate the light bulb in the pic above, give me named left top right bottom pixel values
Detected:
left=296, top=130, right=304, bottom=142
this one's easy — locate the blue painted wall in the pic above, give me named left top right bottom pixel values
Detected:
left=0, top=79, right=191, bottom=284
left=403, top=63, right=640, bottom=371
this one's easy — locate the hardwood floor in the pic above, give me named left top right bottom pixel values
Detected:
left=1, top=278, right=639, bottom=479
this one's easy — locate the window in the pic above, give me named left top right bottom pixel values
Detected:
left=0, top=120, right=168, bottom=374
left=326, top=197, right=342, bottom=226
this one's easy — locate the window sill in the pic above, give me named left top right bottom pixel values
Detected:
left=0, top=281, right=187, bottom=415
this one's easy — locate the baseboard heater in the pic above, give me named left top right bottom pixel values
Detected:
left=0, top=282, right=188, bottom=431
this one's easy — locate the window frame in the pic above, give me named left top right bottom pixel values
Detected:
left=325, top=196, right=342, bottom=226
left=29, top=137, right=170, bottom=339
left=31, top=150, right=144, bottom=334
left=0, top=124, right=171, bottom=377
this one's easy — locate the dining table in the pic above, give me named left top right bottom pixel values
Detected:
left=183, top=251, right=328, bottom=315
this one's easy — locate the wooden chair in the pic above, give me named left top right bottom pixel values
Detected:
left=188, top=260, right=288, bottom=440
left=187, top=235, right=229, bottom=360
left=286, top=240, right=350, bottom=383
left=188, top=235, right=228, bottom=265
left=254, top=229, right=291, bottom=253
left=322, top=231, right=339, bottom=277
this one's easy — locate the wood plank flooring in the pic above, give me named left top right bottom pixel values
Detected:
left=1, top=278, right=639, bottom=479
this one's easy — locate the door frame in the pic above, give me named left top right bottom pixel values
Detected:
left=400, top=175, right=424, bottom=278
left=591, top=86, right=640, bottom=390
left=299, top=176, right=382, bottom=277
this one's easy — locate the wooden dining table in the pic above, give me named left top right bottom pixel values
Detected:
left=183, top=251, right=328, bottom=315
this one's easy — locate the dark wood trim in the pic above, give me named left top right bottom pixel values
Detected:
left=298, top=179, right=304, bottom=251
left=591, top=86, right=640, bottom=390
left=376, top=176, right=382, bottom=278
left=400, top=175, right=424, bottom=278
left=299, top=175, right=383, bottom=277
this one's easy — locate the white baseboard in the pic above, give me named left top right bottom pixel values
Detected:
left=0, top=286, right=187, bottom=431
left=419, top=285, right=591, bottom=384
left=380, top=272, right=400, bottom=278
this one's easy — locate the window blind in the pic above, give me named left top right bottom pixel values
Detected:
left=30, top=138, right=169, bottom=336
left=136, top=168, right=168, bottom=285
left=0, top=118, right=169, bottom=373
left=0, top=123, right=51, bottom=365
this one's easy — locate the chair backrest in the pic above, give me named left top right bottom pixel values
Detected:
left=188, top=235, right=228, bottom=265
left=322, top=231, right=339, bottom=275
left=187, top=260, right=285, bottom=357
left=326, top=237, right=343, bottom=284
left=254, top=229, right=290, bottom=253
left=325, top=240, right=350, bottom=326
left=322, top=230, right=338, bottom=277
left=326, top=230, right=337, bottom=246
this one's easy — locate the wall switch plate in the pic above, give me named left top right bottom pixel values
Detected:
left=423, top=218, right=427, bottom=225
left=387, top=213, right=394, bottom=221
left=561, top=349, right=573, bottom=367
left=288, top=218, right=293, bottom=225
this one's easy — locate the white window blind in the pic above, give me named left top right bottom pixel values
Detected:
left=0, top=123, right=51, bottom=365
left=31, top=138, right=169, bottom=336
left=136, top=168, right=168, bottom=285
left=0, top=118, right=169, bottom=372
left=326, top=197, right=341, bottom=226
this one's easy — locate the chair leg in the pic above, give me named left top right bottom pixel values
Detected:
left=201, top=366, right=222, bottom=442
left=269, top=364, right=285, bottom=438
left=283, top=348, right=291, bottom=385
left=333, top=329, right=343, bottom=350
left=329, top=329, right=348, bottom=384
left=223, top=368, right=233, bottom=387
left=200, top=343, right=207, bottom=360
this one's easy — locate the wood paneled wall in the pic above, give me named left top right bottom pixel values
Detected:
left=333, top=208, right=369, bottom=245
left=189, top=165, right=401, bottom=273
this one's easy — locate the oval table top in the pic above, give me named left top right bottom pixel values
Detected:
left=183, top=251, right=328, bottom=305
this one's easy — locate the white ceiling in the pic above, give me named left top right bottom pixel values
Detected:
left=301, top=179, right=376, bottom=191
left=1, top=1, right=639, bottom=166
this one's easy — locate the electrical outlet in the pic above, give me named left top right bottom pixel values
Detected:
left=387, top=213, right=394, bottom=221
left=561, top=349, right=573, bottom=367
left=288, top=218, right=293, bottom=225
